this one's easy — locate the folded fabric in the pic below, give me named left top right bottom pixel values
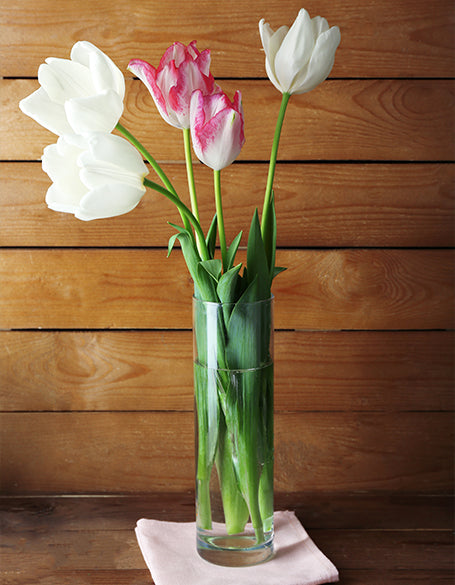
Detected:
left=135, top=510, right=339, bottom=585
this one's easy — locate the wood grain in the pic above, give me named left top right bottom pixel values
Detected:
left=0, top=569, right=453, bottom=585
left=1, top=162, right=454, bottom=248
left=0, top=249, right=453, bottom=330
left=0, top=412, right=452, bottom=493
left=1, top=494, right=453, bottom=584
left=2, top=493, right=452, bottom=531
left=1, top=528, right=453, bottom=571
left=1, top=330, right=453, bottom=412
left=1, top=0, right=454, bottom=78
left=5, top=79, right=455, bottom=161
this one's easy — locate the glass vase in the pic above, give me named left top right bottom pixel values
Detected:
left=193, top=296, right=274, bottom=566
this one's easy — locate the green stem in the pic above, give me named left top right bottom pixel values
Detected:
left=183, top=128, right=200, bottom=223
left=260, top=92, right=290, bottom=238
left=213, top=170, right=227, bottom=272
left=116, top=122, right=192, bottom=234
left=143, top=178, right=210, bottom=261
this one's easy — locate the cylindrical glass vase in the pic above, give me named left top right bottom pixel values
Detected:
left=193, top=296, right=274, bottom=566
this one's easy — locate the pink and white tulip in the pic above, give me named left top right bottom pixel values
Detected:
left=190, top=90, right=245, bottom=171
left=128, top=41, right=220, bottom=129
left=19, top=41, right=125, bottom=136
left=259, top=9, right=340, bottom=95
left=42, top=133, right=149, bottom=221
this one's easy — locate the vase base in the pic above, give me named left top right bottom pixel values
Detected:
left=197, top=533, right=274, bottom=567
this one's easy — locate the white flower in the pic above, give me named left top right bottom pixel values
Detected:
left=19, top=41, right=125, bottom=136
left=42, top=133, right=149, bottom=221
left=259, top=8, right=340, bottom=95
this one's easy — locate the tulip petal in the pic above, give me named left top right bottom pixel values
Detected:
left=274, top=8, right=314, bottom=93
left=19, top=87, right=74, bottom=136
left=39, top=58, right=94, bottom=102
left=195, top=48, right=212, bottom=77
left=312, top=16, right=330, bottom=37
left=76, top=183, right=145, bottom=221
left=42, top=141, right=87, bottom=213
left=79, top=162, right=145, bottom=192
left=264, top=59, right=282, bottom=94
left=42, top=139, right=85, bottom=189
left=83, top=133, right=148, bottom=177
left=259, top=21, right=289, bottom=91
left=45, top=183, right=87, bottom=214
left=65, top=90, right=124, bottom=134
left=71, top=41, right=125, bottom=99
left=267, top=25, right=289, bottom=63
left=291, top=26, right=341, bottom=94
left=128, top=59, right=173, bottom=125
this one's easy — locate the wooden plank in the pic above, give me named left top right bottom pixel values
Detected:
left=0, top=529, right=452, bottom=571
left=0, top=249, right=453, bottom=330
left=1, top=569, right=454, bottom=585
left=0, top=412, right=452, bottom=493
left=4, top=79, right=455, bottom=161
left=1, top=494, right=453, bottom=583
left=0, top=0, right=453, bottom=78
left=1, top=331, right=453, bottom=412
left=1, top=494, right=452, bottom=583
left=2, top=493, right=452, bottom=531
left=0, top=521, right=452, bottom=572
left=1, top=162, right=454, bottom=248
left=1, top=568, right=453, bottom=585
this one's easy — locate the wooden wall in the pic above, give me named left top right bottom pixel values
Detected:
left=0, top=0, right=454, bottom=495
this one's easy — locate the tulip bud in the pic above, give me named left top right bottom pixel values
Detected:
left=128, top=41, right=220, bottom=129
left=190, top=90, right=245, bottom=171
left=259, top=8, right=340, bottom=95
left=19, top=41, right=125, bottom=136
left=42, top=133, right=149, bottom=221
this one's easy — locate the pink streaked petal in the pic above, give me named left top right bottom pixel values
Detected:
left=128, top=59, right=169, bottom=121
left=232, top=90, right=243, bottom=114
left=190, top=89, right=245, bottom=170
left=189, top=90, right=207, bottom=133
left=203, top=91, right=240, bottom=122
left=159, top=41, right=187, bottom=70
left=187, top=41, right=200, bottom=60
left=195, top=48, right=211, bottom=76
left=156, top=59, right=179, bottom=97
left=194, top=110, right=242, bottom=170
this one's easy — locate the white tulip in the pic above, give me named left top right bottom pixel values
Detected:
left=42, top=133, right=149, bottom=221
left=259, top=9, right=340, bottom=95
left=19, top=41, right=125, bottom=136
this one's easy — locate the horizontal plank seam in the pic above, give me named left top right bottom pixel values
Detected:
left=1, top=492, right=451, bottom=498
left=0, top=327, right=455, bottom=333
left=3, top=159, right=455, bottom=165
left=1, top=246, right=454, bottom=250
left=0, top=527, right=451, bottom=534
left=8, top=408, right=420, bottom=414
left=4, top=76, right=455, bottom=81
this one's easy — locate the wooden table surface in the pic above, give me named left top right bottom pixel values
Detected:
left=1, top=492, right=453, bottom=584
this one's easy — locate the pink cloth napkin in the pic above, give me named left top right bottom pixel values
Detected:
left=135, top=510, right=339, bottom=585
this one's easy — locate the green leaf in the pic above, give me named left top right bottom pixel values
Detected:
left=268, top=190, right=277, bottom=282
left=246, top=209, right=270, bottom=301
left=199, top=259, right=222, bottom=283
left=272, top=266, right=287, bottom=280
left=217, top=263, right=242, bottom=323
left=205, top=214, right=218, bottom=258
left=217, top=264, right=242, bottom=305
left=226, top=231, right=242, bottom=271
left=168, top=223, right=217, bottom=301
left=167, top=232, right=180, bottom=258
left=261, top=189, right=275, bottom=276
